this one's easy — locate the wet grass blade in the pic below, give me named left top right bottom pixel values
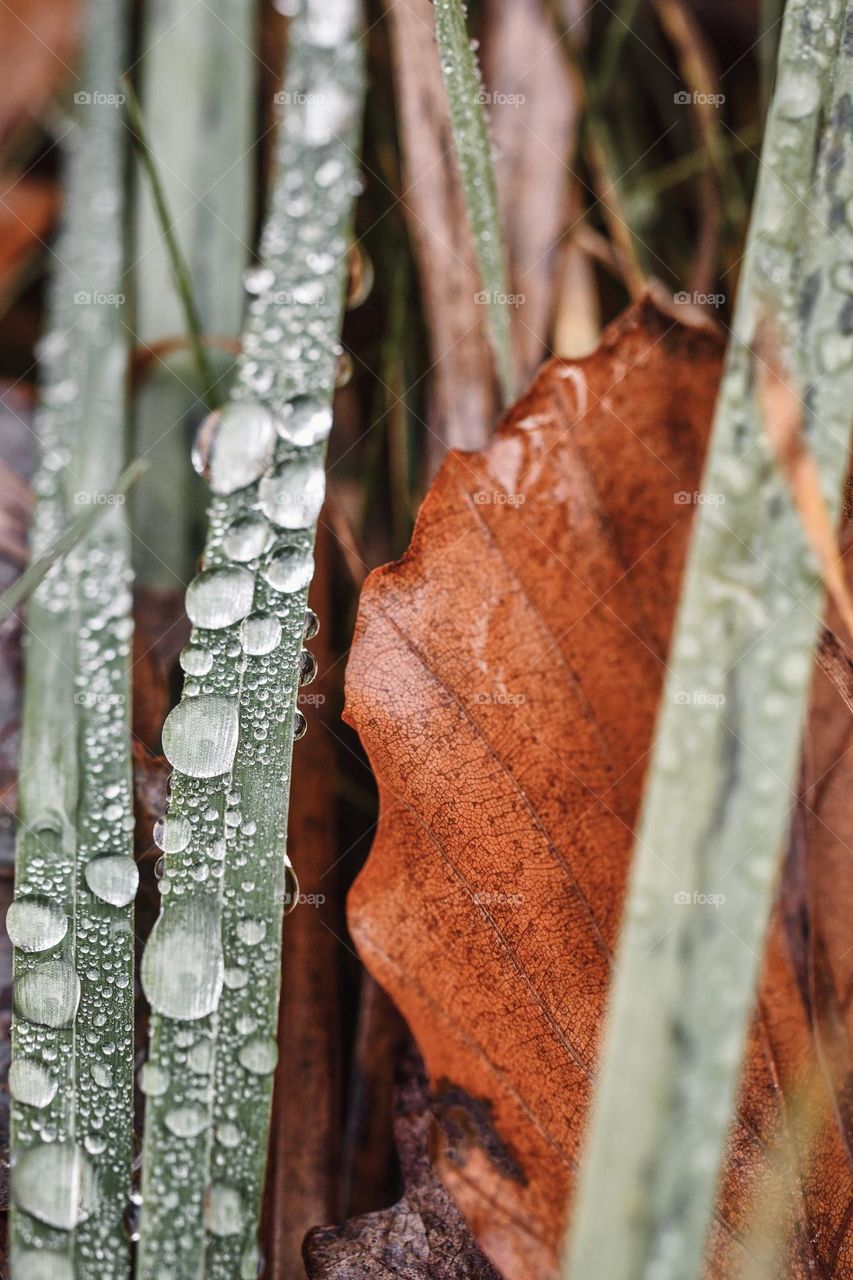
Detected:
left=0, top=459, right=146, bottom=625
left=433, top=0, right=515, bottom=403
left=9, top=1, right=135, bottom=1275
left=136, top=3, right=366, bottom=1277
left=566, top=2, right=853, bottom=1277
left=130, top=0, right=255, bottom=591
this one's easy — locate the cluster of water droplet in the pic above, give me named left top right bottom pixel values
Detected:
left=137, top=2, right=364, bottom=1276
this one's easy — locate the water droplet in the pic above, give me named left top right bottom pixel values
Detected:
left=13, top=1143, right=95, bottom=1230
left=206, top=1183, right=243, bottom=1236
left=162, top=695, right=239, bottom=778
left=188, top=1040, right=213, bottom=1074
left=243, top=265, right=275, bottom=295
left=84, top=856, right=139, bottom=907
left=237, top=918, right=267, bottom=945
left=261, top=540, right=314, bottom=593
left=91, top=1062, right=112, bottom=1089
left=258, top=458, right=325, bottom=529
left=335, top=352, right=353, bottom=388
left=7, top=896, right=67, bottom=952
left=141, top=897, right=224, bottom=1021
left=223, top=514, right=271, bottom=563
left=193, top=403, right=278, bottom=495
left=140, top=1062, right=169, bottom=1097
left=180, top=644, right=214, bottom=677
left=216, top=1122, right=241, bottom=1149
left=153, top=814, right=191, bottom=854
left=303, top=608, right=320, bottom=640
left=238, top=1036, right=279, bottom=1075
left=186, top=567, right=255, bottom=630
left=83, top=1133, right=106, bottom=1156
left=778, top=71, right=820, bottom=120
left=293, top=710, right=307, bottom=741
left=276, top=396, right=332, bottom=448
left=165, top=1106, right=208, bottom=1138
left=13, top=1251, right=73, bottom=1280
left=9, top=1058, right=58, bottom=1108
left=15, top=960, right=80, bottom=1028
left=240, top=613, right=282, bottom=656
left=299, top=649, right=318, bottom=685
left=346, top=245, right=374, bottom=308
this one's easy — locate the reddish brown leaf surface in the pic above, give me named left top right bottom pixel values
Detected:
left=344, top=300, right=853, bottom=1279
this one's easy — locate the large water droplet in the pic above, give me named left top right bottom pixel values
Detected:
left=165, top=1105, right=208, bottom=1138
left=258, top=458, right=325, bottom=529
left=238, top=1037, right=279, bottom=1075
left=193, top=403, right=278, bottom=495
left=153, top=814, right=191, bottom=854
left=13, top=1143, right=95, bottom=1230
left=276, top=397, right=333, bottom=448
left=261, top=541, right=314, bottom=593
left=162, top=696, right=239, bottom=778
left=186, top=567, right=255, bottom=630
left=9, top=1058, right=58, bottom=1108
left=303, top=608, right=320, bottom=640
left=15, top=961, right=80, bottom=1028
left=240, top=613, right=282, bottom=656
left=7, top=896, right=67, bottom=952
left=180, top=644, right=213, bottom=677
left=140, top=1062, right=169, bottom=1097
left=13, top=1251, right=73, bottom=1280
left=223, top=514, right=271, bottom=563
left=236, top=918, right=267, bottom=945
left=141, top=897, right=224, bottom=1021
left=206, top=1183, right=243, bottom=1237
left=84, top=856, right=139, bottom=908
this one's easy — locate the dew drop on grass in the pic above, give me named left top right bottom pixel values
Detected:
left=261, top=541, right=314, bottom=593
left=188, top=1040, right=213, bottom=1074
left=186, top=567, right=255, bottom=630
left=243, top=264, right=275, bottom=295
left=153, top=814, right=191, bottom=854
left=299, top=649, right=318, bottom=685
left=193, top=403, right=278, bottom=495
left=216, top=1122, right=241, bottom=1149
left=303, top=608, right=320, bottom=640
left=13, top=1251, right=74, bottom=1280
left=165, top=1105, right=208, bottom=1138
left=240, top=613, right=282, bottom=656
left=238, top=1036, right=279, bottom=1075
left=180, top=644, right=214, bottom=677
left=276, top=396, right=333, bottom=447
left=13, top=1142, right=95, bottom=1229
left=15, top=960, right=80, bottom=1028
left=8, top=1058, right=58, bottom=1108
left=6, top=896, right=67, bottom=952
left=140, top=1062, right=169, bottom=1097
left=91, top=1062, right=112, bottom=1089
left=162, top=695, right=239, bottom=778
left=206, top=1183, right=243, bottom=1237
left=258, top=457, right=325, bottom=529
left=141, top=897, right=224, bottom=1021
left=223, top=514, right=271, bottom=563
left=236, top=918, right=266, bottom=945
left=84, top=855, right=139, bottom=907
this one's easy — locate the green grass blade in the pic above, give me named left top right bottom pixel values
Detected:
left=136, top=3, right=366, bottom=1276
left=565, top=2, right=853, bottom=1277
left=10, top=1, right=134, bottom=1276
left=130, top=0, right=255, bottom=591
left=0, top=460, right=146, bottom=625
left=433, top=0, right=515, bottom=403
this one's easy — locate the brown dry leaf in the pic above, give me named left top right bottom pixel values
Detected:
left=303, top=1049, right=501, bottom=1280
left=344, top=299, right=853, bottom=1279
left=0, top=0, right=81, bottom=146
left=0, top=177, right=60, bottom=309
